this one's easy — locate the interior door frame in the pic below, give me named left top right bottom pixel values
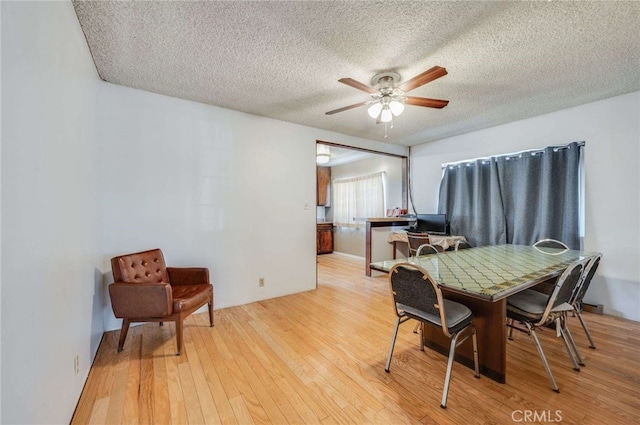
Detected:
left=315, top=140, right=409, bottom=288
left=316, top=140, right=409, bottom=210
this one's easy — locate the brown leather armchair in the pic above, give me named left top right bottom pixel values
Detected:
left=109, top=248, right=214, bottom=355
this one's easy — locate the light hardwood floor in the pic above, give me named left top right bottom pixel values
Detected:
left=73, top=253, right=640, bottom=424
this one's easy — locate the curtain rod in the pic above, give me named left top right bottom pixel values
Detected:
left=441, top=141, right=585, bottom=169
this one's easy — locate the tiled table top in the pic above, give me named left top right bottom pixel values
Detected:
left=370, top=244, right=598, bottom=301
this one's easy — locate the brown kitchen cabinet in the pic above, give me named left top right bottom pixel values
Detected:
left=316, top=222, right=334, bottom=254
left=317, top=166, right=331, bottom=206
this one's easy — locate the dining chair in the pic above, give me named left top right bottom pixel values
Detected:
left=533, top=238, right=569, bottom=250
left=406, top=231, right=431, bottom=256
left=508, top=238, right=570, bottom=333
left=570, top=253, right=602, bottom=349
left=506, top=258, right=586, bottom=392
left=416, top=243, right=439, bottom=256
left=385, top=263, right=479, bottom=408
left=454, top=240, right=472, bottom=251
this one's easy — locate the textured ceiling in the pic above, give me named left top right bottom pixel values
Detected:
left=72, top=1, right=640, bottom=147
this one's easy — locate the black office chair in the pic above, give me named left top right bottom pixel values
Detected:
left=454, top=240, right=472, bottom=251
left=570, top=254, right=602, bottom=349
left=506, top=258, right=587, bottom=392
left=406, top=231, right=431, bottom=257
left=385, top=263, right=479, bottom=408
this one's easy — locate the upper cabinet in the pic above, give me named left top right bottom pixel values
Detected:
left=317, top=166, right=331, bottom=206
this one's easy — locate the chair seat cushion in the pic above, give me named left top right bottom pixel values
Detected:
left=507, top=289, right=574, bottom=322
left=172, top=284, right=212, bottom=312
left=400, top=299, right=473, bottom=334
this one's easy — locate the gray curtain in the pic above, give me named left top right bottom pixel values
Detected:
left=438, top=158, right=506, bottom=248
left=438, top=142, right=582, bottom=249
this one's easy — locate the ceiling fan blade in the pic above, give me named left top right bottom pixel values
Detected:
left=325, top=101, right=368, bottom=115
left=338, top=78, right=378, bottom=93
left=405, top=96, right=449, bottom=109
left=398, top=66, right=448, bottom=92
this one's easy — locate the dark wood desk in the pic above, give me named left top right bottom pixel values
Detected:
left=370, top=244, right=598, bottom=383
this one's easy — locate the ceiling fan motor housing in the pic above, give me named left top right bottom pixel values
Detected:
left=371, top=72, right=401, bottom=91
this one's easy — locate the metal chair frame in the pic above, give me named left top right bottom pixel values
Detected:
left=506, top=259, right=587, bottom=392
left=508, top=238, right=570, bottom=335
left=416, top=243, right=439, bottom=256
left=454, top=240, right=472, bottom=251
left=569, top=253, right=602, bottom=349
left=532, top=238, right=569, bottom=254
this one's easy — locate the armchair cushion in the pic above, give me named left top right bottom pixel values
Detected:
left=172, top=284, right=213, bottom=312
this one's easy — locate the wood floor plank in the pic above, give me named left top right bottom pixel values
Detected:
left=161, top=323, right=190, bottom=424
left=190, top=314, right=238, bottom=425
left=121, top=333, right=142, bottom=425
left=73, top=253, right=640, bottom=424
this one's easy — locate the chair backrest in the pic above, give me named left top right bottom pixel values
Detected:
left=416, top=243, right=439, bottom=256
left=111, top=248, right=169, bottom=284
left=533, top=239, right=569, bottom=250
left=537, top=259, right=586, bottom=325
left=571, top=254, right=602, bottom=305
left=454, top=240, right=472, bottom=251
left=407, top=231, right=431, bottom=256
left=388, top=263, right=448, bottom=333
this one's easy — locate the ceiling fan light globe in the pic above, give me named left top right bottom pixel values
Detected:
left=389, top=100, right=405, bottom=116
left=367, top=102, right=383, bottom=119
left=380, top=107, right=393, bottom=123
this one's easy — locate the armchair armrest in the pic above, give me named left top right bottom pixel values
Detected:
left=167, top=267, right=210, bottom=286
left=108, top=282, right=172, bottom=318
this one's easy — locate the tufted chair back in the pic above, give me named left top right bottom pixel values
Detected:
left=111, top=249, right=170, bottom=284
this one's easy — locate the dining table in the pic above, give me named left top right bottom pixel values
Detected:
left=369, top=244, right=599, bottom=383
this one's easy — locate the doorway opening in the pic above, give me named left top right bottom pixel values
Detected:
left=315, top=141, right=408, bottom=285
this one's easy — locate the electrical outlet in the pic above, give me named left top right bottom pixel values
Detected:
left=303, top=202, right=310, bottom=210
left=74, top=354, right=80, bottom=375
left=259, top=277, right=265, bottom=287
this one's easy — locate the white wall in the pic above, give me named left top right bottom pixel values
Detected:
left=328, top=155, right=405, bottom=257
left=97, top=83, right=405, bottom=332
left=1, top=2, right=103, bottom=423
left=1, top=2, right=407, bottom=423
left=410, top=91, right=640, bottom=321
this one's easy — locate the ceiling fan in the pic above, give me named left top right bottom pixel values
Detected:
left=326, top=66, right=449, bottom=136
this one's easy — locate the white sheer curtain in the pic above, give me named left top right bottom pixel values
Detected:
left=333, top=172, right=385, bottom=228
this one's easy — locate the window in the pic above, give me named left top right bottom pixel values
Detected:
left=333, top=172, right=385, bottom=228
left=438, top=142, right=584, bottom=249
